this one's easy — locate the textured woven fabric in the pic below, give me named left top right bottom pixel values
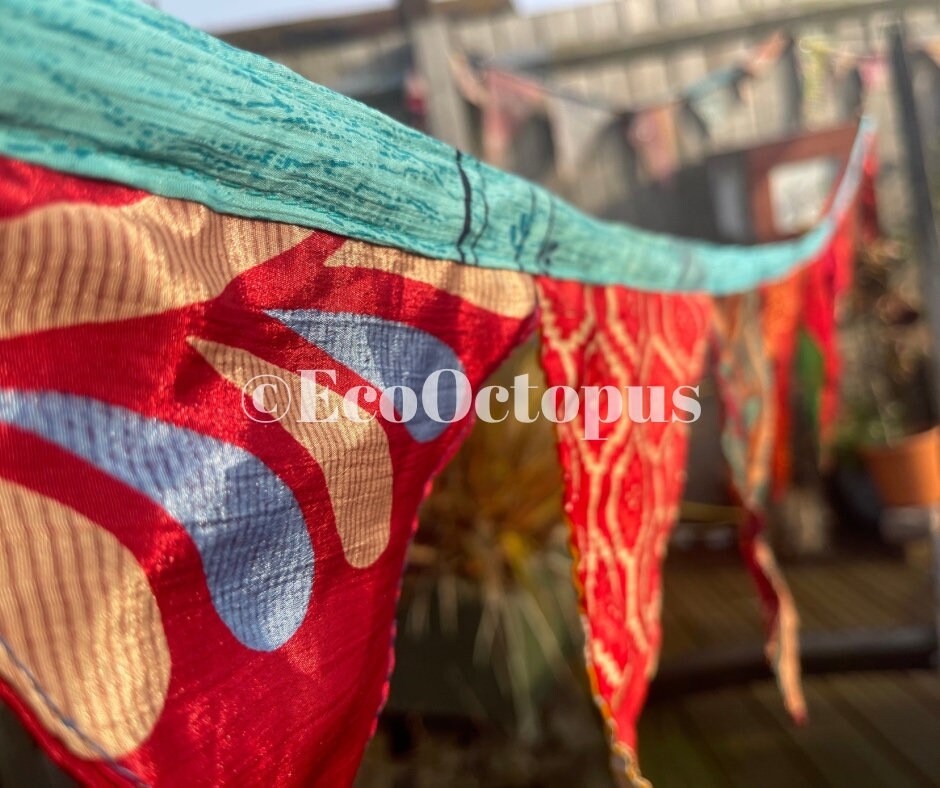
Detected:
left=760, top=271, right=805, bottom=498
left=708, top=138, right=878, bottom=730
left=0, top=158, right=535, bottom=786
left=713, top=291, right=776, bottom=510
left=0, top=0, right=873, bottom=293
left=715, top=138, right=876, bottom=502
left=798, top=145, right=877, bottom=457
left=536, top=279, right=712, bottom=783
left=801, top=217, right=856, bottom=450
left=711, top=290, right=807, bottom=725
left=0, top=2, right=883, bottom=784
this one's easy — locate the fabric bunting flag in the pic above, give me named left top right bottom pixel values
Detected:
left=711, top=289, right=807, bottom=725
left=858, top=57, right=889, bottom=91
left=544, top=95, right=617, bottom=182
left=718, top=136, right=877, bottom=504
left=455, top=32, right=790, bottom=182
left=798, top=222, right=855, bottom=455
left=713, top=291, right=777, bottom=511
left=626, top=107, right=681, bottom=183
left=747, top=32, right=791, bottom=78
left=709, top=130, right=879, bottom=729
left=0, top=156, right=536, bottom=785
left=0, top=0, right=880, bottom=785
left=681, top=67, right=747, bottom=140
left=536, top=280, right=712, bottom=781
left=800, top=40, right=835, bottom=117
left=761, top=270, right=806, bottom=498
left=797, top=141, right=879, bottom=456
left=451, top=60, right=545, bottom=168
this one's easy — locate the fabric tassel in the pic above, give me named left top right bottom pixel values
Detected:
left=740, top=510, right=808, bottom=726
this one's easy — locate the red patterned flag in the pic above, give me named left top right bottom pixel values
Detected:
left=535, top=278, right=712, bottom=779
left=800, top=201, right=862, bottom=449
left=0, top=157, right=535, bottom=786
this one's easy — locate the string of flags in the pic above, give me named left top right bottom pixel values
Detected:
left=451, top=32, right=789, bottom=179
left=451, top=31, right=940, bottom=182
left=0, top=0, right=890, bottom=786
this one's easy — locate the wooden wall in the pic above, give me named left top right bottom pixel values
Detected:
left=228, top=0, right=940, bottom=233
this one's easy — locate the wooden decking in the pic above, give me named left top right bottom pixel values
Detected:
left=640, top=544, right=940, bottom=787
left=639, top=671, right=940, bottom=787
left=660, top=548, right=933, bottom=662
left=356, top=544, right=940, bottom=787
left=652, top=546, right=936, bottom=696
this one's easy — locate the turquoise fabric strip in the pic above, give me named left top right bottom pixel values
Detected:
left=0, top=0, right=873, bottom=293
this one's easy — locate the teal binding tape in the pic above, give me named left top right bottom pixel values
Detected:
left=0, top=0, right=873, bottom=293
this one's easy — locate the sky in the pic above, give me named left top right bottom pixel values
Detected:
left=158, top=0, right=598, bottom=33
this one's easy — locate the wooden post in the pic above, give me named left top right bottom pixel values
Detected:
left=892, top=24, right=940, bottom=670
left=406, top=5, right=474, bottom=151
left=890, top=23, right=940, bottom=419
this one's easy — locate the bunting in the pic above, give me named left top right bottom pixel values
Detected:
left=713, top=291, right=776, bottom=510
left=536, top=280, right=712, bottom=783
left=454, top=33, right=790, bottom=179
left=682, top=66, right=747, bottom=139
left=626, top=106, right=681, bottom=182
left=544, top=95, right=617, bottom=181
left=707, top=126, right=879, bottom=734
left=798, top=141, right=878, bottom=455
left=761, top=270, right=806, bottom=498
left=0, top=157, right=536, bottom=786
left=450, top=56, right=545, bottom=167
left=0, top=1, right=883, bottom=786
left=711, top=289, right=807, bottom=726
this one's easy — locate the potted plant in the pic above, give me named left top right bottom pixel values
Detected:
left=386, top=341, right=583, bottom=737
left=840, top=238, right=940, bottom=507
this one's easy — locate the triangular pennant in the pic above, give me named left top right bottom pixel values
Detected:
left=626, top=105, right=680, bottom=181
left=544, top=94, right=616, bottom=180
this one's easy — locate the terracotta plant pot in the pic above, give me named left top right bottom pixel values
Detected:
left=863, top=425, right=940, bottom=507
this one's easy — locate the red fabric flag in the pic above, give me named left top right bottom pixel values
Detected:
left=535, top=278, right=712, bottom=782
left=0, top=157, right=536, bottom=786
left=800, top=151, right=877, bottom=451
